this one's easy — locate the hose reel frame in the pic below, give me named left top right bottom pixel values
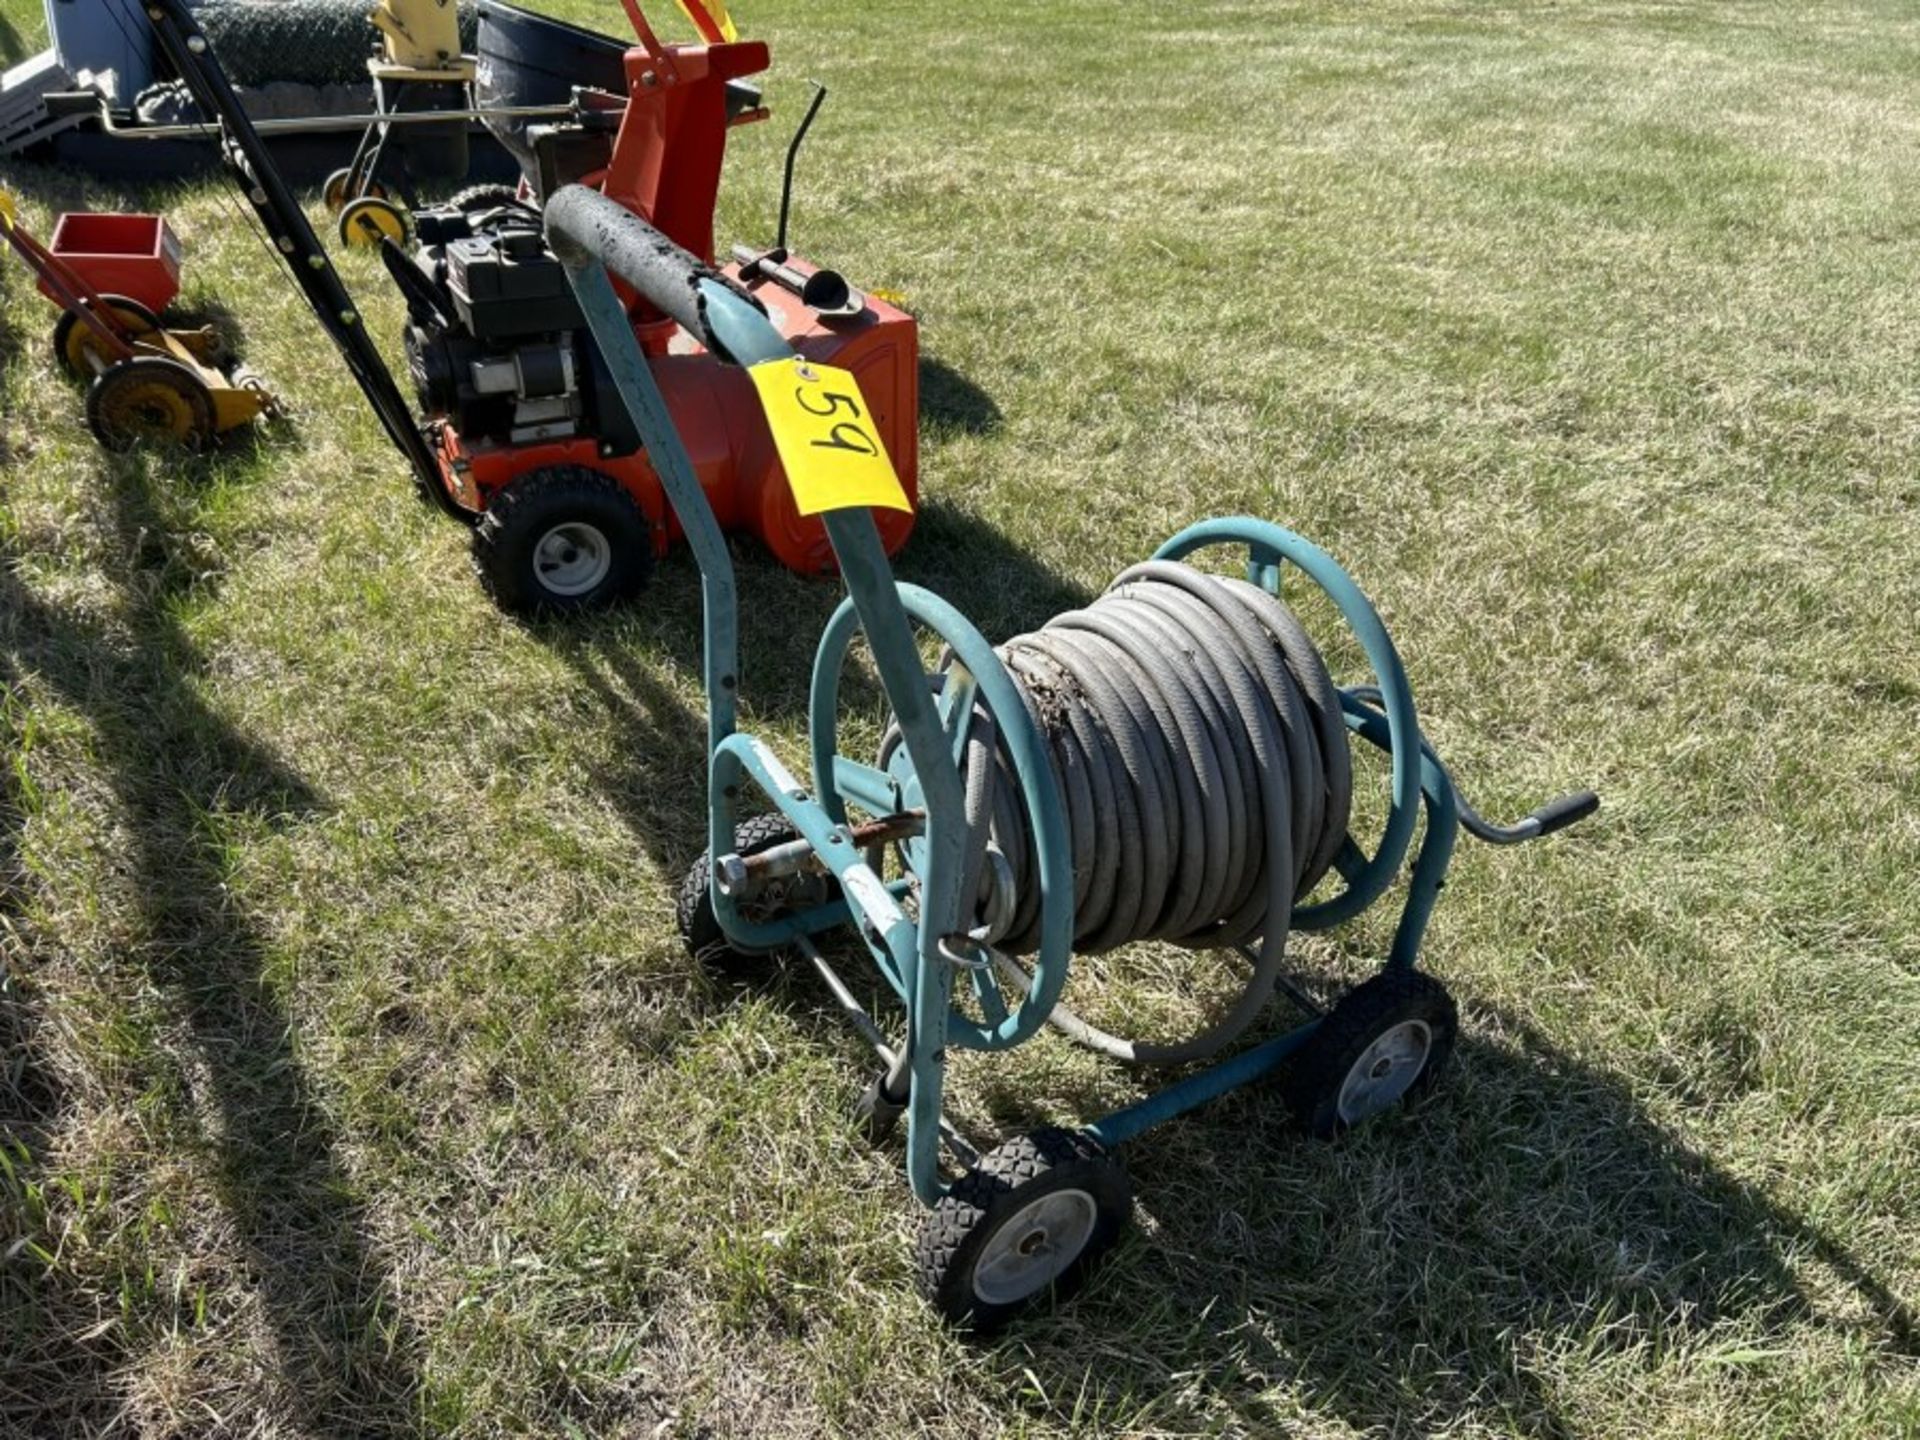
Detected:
left=545, top=188, right=1595, bottom=1329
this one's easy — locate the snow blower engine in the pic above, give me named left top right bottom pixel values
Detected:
left=381, top=0, right=919, bottom=613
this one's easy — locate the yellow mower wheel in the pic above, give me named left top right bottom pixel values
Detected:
left=86, top=356, right=215, bottom=451
left=52, top=295, right=162, bottom=379
left=337, top=195, right=409, bottom=248
left=322, top=167, right=390, bottom=215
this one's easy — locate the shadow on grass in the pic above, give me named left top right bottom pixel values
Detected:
left=919, top=354, right=1002, bottom=438
left=0, top=164, right=108, bottom=226
left=0, top=11, right=25, bottom=66
left=167, top=292, right=257, bottom=366
left=0, top=452, right=423, bottom=1434
left=991, top=1003, right=1915, bottom=1435
left=0, top=291, right=23, bottom=384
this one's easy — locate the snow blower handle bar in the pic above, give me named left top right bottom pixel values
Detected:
left=544, top=186, right=765, bottom=360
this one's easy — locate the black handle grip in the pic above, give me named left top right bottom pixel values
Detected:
left=545, top=186, right=762, bottom=359
left=1530, top=790, right=1599, bottom=837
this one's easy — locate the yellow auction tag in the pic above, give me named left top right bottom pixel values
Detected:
left=748, top=356, right=912, bottom=516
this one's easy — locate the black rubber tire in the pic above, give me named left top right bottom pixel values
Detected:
left=915, top=1128, right=1131, bottom=1332
left=85, top=356, right=215, bottom=451
left=52, top=295, right=163, bottom=378
left=675, top=813, right=839, bottom=969
left=445, top=183, right=530, bottom=214
left=1278, top=969, right=1458, bottom=1139
left=470, top=466, right=652, bottom=614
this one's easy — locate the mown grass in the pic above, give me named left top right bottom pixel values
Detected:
left=0, top=3, right=39, bottom=67
left=4, top=0, right=1920, bottom=1435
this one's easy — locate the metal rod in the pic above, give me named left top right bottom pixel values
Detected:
left=1083, top=1019, right=1321, bottom=1151
left=805, top=942, right=893, bottom=1056
left=795, top=937, right=979, bottom=1168
left=717, top=810, right=924, bottom=895
left=55, top=94, right=577, bottom=141
left=1234, top=943, right=1325, bottom=1017
left=775, top=82, right=827, bottom=253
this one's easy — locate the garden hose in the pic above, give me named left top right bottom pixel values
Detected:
left=880, top=560, right=1356, bottom=1066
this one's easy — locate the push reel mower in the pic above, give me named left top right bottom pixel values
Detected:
left=0, top=193, right=279, bottom=450
left=551, top=187, right=1597, bottom=1330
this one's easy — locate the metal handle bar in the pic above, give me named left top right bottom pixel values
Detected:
left=545, top=188, right=986, bottom=1204
left=46, top=89, right=581, bottom=140
left=1344, top=685, right=1600, bottom=843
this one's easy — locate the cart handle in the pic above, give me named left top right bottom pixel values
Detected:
left=545, top=183, right=967, bottom=821
left=547, top=191, right=978, bottom=1207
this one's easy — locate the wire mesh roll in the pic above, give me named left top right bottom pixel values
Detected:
left=883, top=560, right=1354, bottom=1065
left=190, top=0, right=480, bottom=87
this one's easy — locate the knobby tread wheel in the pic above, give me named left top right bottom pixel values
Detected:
left=1279, top=968, right=1458, bottom=1139
left=471, top=465, right=652, bottom=614
left=676, top=813, right=838, bottom=970
left=915, top=1127, right=1131, bottom=1332
left=445, top=183, right=529, bottom=214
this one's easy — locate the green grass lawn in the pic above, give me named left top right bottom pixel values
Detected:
left=0, top=0, right=38, bottom=64
left=5, top=0, right=1920, bottom=1435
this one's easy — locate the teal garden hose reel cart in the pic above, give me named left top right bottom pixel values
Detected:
left=546, top=188, right=1598, bottom=1330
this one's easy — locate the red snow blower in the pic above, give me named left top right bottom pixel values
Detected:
left=125, top=0, right=917, bottom=612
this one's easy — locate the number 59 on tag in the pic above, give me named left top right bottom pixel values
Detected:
left=748, top=357, right=913, bottom=517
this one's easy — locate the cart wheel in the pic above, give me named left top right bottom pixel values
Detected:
left=445, top=183, right=528, bottom=215
left=1279, top=970, right=1458, bottom=1138
left=915, top=1128, right=1130, bottom=1332
left=471, top=466, right=652, bottom=614
left=337, top=195, right=410, bottom=248
left=85, top=356, right=215, bottom=451
left=52, top=294, right=162, bottom=379
left=322, top=167, right=390, bottom=214
left=676, top=812, right=840, bottom=969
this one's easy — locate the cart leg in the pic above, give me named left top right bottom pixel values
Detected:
left=1341, top=702, right=1462, bottom=972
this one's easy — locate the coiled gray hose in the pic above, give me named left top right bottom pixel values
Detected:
left=881, top=561, right=1355, bottom=1066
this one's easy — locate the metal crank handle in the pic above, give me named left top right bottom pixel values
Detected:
left=1344, top=684, right=1599, bottom=846
left=1528, top=789, right=1600, bottom=836
left=1461, top=785, right=1599, bottom=845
